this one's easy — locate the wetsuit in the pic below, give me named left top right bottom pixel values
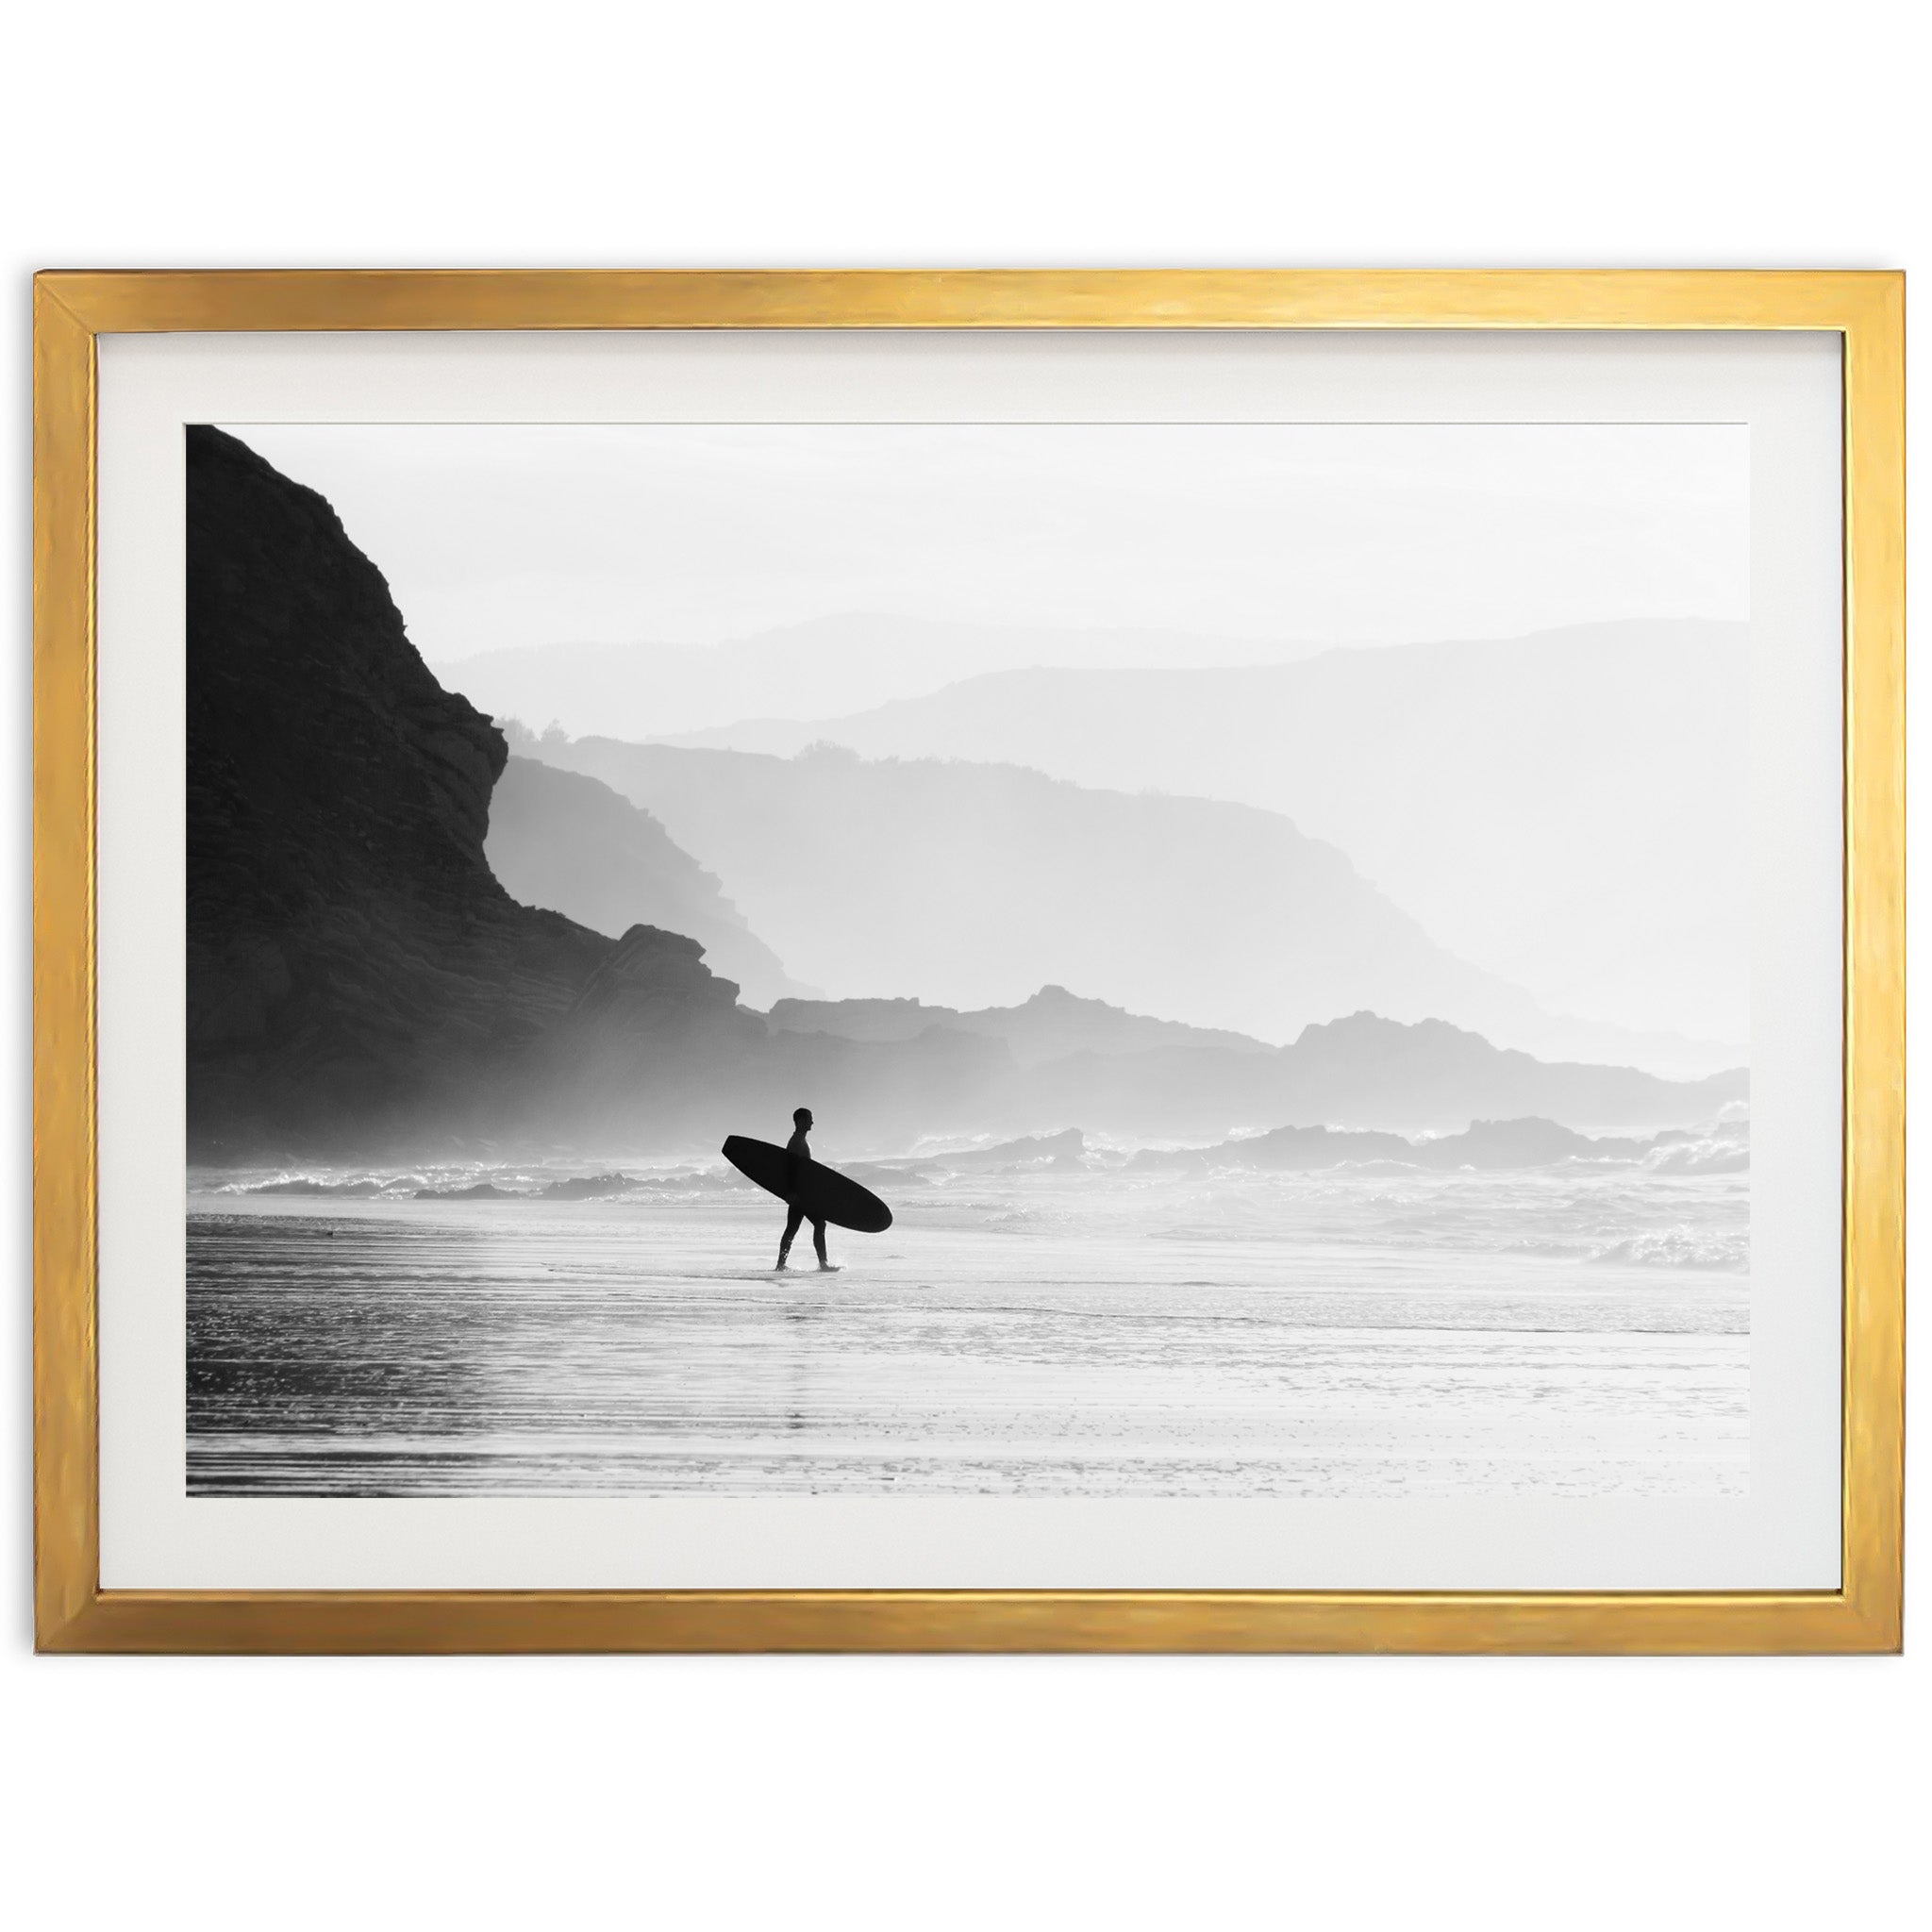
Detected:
left=778, top=1126, right=828, bottom=1267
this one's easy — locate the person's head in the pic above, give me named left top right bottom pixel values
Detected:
left=793, top=1107, right=813, bottom=1132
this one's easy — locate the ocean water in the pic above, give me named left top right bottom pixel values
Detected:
left=187, top=1151, right=1749, bottom=1498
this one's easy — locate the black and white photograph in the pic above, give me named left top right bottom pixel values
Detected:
left=186, top=416, right=1752, bottom=1501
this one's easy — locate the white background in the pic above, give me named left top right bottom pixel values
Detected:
left=3, top=3, right=1922, bottom=1926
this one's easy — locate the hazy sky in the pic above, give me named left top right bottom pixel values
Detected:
left=225, top=423, right=1749, bottom=662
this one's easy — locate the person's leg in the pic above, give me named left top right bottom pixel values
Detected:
left=812, top=1217, right=831, bottom=1269
left=778, top=1203, right=805, bottom=1268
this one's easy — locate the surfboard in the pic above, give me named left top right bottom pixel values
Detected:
left=721, top=1136, right=894, bottom=1234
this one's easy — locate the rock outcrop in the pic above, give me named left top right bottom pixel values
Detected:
left=768, top=984, right=1269, bottom=1069
left=1265, top=1011, right=1744, bottom=1133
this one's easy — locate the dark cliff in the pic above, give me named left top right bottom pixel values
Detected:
left=186, top=426, right=741, bottom=1151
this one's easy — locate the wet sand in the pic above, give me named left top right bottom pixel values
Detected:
left=188, top=1168, right=1748, bottom=1497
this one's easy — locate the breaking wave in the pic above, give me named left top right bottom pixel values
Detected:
left=1591, top=1227, right=1749, bottom=1272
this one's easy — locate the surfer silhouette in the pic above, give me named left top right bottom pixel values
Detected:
left=776, top=1107, right=837, bottom=1272
left=722, top=1118, right=891, bottom=1265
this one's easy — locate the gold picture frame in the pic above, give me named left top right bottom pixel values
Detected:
left=33, top=270, right=1904, bottom=1654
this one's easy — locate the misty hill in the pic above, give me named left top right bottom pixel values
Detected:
left=485, top=754, right=802, bottom=1008
left=521, top=734, right=1603, bottom=1056
left=1129, top=1113, right=1746, bottom=1174
left=772, top=997, right=1744, bottom=1136
left=664, top=621, right=1749, bottom=1062
left=433, top=612, right=1309, bottom=743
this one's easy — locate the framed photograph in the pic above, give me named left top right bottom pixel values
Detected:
left=33, top=271, right=1902, bottom=1653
